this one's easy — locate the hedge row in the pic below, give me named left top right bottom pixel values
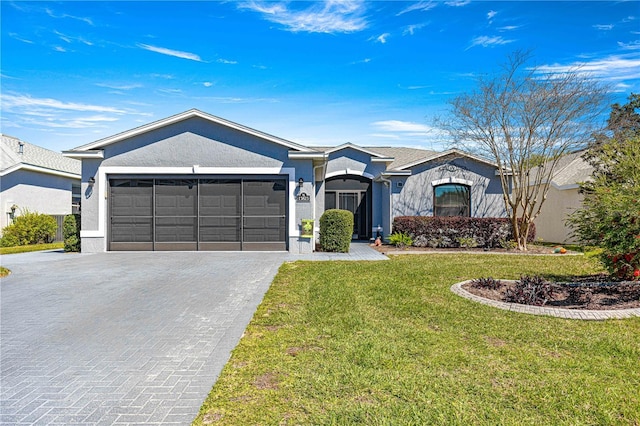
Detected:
left=392, top=216, right=536, bottom=249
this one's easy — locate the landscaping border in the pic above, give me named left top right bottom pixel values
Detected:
left=451, top=280, right=640, bottom=320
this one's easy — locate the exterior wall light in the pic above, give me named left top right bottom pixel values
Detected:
left=88, top=177, right=96, bottom=186
left=298, top=177, right=304, bottom=187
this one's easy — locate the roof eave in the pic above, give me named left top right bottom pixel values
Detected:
left=63, top=150, right=105, bottom=159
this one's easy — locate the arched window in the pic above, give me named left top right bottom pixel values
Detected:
left=434, top=184, right=470, bottom=217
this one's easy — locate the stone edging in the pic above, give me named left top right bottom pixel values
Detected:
left=451, top=280, right=640, bottom=320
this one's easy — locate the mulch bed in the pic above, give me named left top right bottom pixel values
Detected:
left=372, top=244, right=568, bottom=255
left=463, top=276, right=640, bottom=310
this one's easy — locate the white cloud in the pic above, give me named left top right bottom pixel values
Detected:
left=217, top=58, right=238, bottom=64
left=498, top=25, right=520, bottom=32
left=618, top=40, right=640, bottom=50
left=371, top=33, right=390, bottom=44
left=487, top=10, right=497, bottom=21
left=444, top=0, right=470, bottom=6
left=203, top=82, right=213, bottom=87
left=372, top=120, right=432, bottom=134
left=397, top=1, right=437, bottom=16
left=53, top=46, right=67, bottom=52
left=9, top=33, right=34, bottom=44
left=1, top=94, right=127, bottom=113
left=96, top=83, right=142, bottom=91
left=593, top=24, right=614, bottom=31
left=239, top=0, right=368, bottom=33
left=467, top=35, right=515, bottom=49
left=137, top=43, right=203, bottom=62
left=536, top=55, right=640, bottom=82
left=403, top=23, right=428, bottom=36
left=350, top=58, right=372, bottom=65
left=45, top=8, right=94, bottom=25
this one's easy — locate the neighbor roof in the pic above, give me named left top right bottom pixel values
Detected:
left=1, top=134, right=81, bottom=178
left=547, top=150, right=594, bottom=189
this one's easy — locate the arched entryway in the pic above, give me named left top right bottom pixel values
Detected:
left=325, top=175, right=372, bottom=240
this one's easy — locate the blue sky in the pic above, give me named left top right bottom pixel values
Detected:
left=2, top=1, right=639, bottom=153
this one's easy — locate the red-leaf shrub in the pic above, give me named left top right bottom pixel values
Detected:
left=392, top=216, right=535, bottom=249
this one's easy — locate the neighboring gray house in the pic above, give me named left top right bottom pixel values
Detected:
left=533, top=150, right=594, bottom=244
left=1, top=134, right=81, bottom=232
left=63, top=109, right=507, bottom=253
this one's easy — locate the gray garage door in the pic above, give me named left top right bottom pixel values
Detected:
left=109, top=177, right=287, bottom=251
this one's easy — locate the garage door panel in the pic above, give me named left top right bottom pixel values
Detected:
left=243, top=217, right=286, bottom=242
left=155, top=217, right=197, bottom=242
left=199, top=217, right=240, bottom=242
left=111, top=217, right=153, bottom=242
left=110, top=178, right=287, bottom=251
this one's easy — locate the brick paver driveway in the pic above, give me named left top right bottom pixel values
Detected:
left=1, top=250, right=288, bottom=425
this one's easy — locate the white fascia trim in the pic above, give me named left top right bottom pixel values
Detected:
left=432, top=177, right=474, bottom=187
left=73, top=109, right=308, bottom=152
left=325, top=169, right=375, bottom=179
left=81, top=166, right=300, bottom=239
left=371, top=157, right=395, bottom=163
left=380, top=170, right=412, bottom=177
left=0, top=163, right=80, bottom=179
left=288, top=151, right=327, bottom=160
left=62, top=150, right=104, bottom=159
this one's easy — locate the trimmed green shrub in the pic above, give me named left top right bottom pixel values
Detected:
left=0, top=209, right=57, bottom=247
left=319, top=209, right=353, bottom=253
left=393, top=216, right=535, bottom=249
left=388, top=232, right=413, bottom=248
left=63, top=214, right=81, bottom=252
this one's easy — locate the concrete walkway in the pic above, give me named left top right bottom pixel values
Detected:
left=0, top=243, right=385, bottom=425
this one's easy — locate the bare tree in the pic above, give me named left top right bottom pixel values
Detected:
left=439, top=50, right=610, bottom=250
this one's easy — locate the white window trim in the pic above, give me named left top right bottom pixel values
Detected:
left=80, top=166, right=298, bottom=247
left=431, top=177, right=474, bottom=187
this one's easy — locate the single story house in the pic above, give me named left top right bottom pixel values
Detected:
left=533, top=150, right=593, bottom=244
left=1, top=134, right=81, bottom=232
left=63, top=109, right=507, bottom=253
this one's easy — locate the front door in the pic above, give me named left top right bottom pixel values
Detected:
left=325, top=176, right=372, bottom=240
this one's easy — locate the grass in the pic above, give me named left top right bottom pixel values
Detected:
left=0, top=266, right=9, bottom=277
left=194, top=254, right=640, bottom=425
left=0, top=242, right=64, bottom=255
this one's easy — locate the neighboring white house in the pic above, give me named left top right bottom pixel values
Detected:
left=533, top=150, right=594, bottom=244
left=1, top=134, right=81, bottom=232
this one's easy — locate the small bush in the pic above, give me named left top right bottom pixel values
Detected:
left=319, top=209, right=353, bottom=253
left=0, top=210, right=57, bottom=247
left=457, top=236, right=478, bottom=249
left=471, top=277, right=502, bottom=290
left=63, top=214, right=81, bottom=252
left=388, top=232, right=413, bottom=248
left=393, top=216, right=535, bottom=249
left=505, top=275, right=556, bottom=306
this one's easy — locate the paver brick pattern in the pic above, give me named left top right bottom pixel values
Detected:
left=1, top=243, right=387, bottom=425
left=1, top=251, right=287, bottom=425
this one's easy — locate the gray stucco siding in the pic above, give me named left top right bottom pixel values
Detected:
left=325, top=148, right=387, bottom=179
left=393, top=156, right=507, bottom=219
left=0, top=170, right=76, bottom=230
left=101, top=117, right=289, bottom=168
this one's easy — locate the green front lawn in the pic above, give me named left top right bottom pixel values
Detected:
left=194, top=254, right=640, bottom=425
left=0, top=242, right=64, bottom=255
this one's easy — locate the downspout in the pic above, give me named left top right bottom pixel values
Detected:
left=377, top=175, right=393, bottom=238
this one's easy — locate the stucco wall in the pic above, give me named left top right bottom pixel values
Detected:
left=392, top=156, right=507, bottom=219
left=534, top=186, right=582, bottom=244
left=0, top=169, right=76, bottom=231
left=79, top=117, right=314, bottom=253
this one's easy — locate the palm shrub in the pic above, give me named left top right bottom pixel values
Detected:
left=63, top=214, right=81, bottom=252
left=319, top=209, right=353, bottom=253
left=0, top=209, right=57, bottom=247
left=388, top=232, right=413, bottom=248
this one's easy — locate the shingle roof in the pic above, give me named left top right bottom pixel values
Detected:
left=1, top=134, right=81, bottom=176
left=313, top=146, right=438, bottom=170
